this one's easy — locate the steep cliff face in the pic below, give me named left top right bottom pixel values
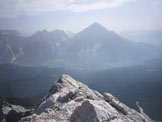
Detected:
left=18, top=75, right=153, bottom=122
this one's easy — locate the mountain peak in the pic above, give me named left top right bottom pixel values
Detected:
left=32, top=29, right=68, bottom=38
left=87, top=22, right=106, bottom=31
left=90, top=22, right=102, bottom=27
left=0, top=30, right=21, bottom=36
left=75, top=23, right=109, bottom=37
left=74, top=23, right=118, bottom=41
left=19, top=75, right=153, bottom=122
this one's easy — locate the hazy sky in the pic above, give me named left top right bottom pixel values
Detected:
left=0, top=0, right=162, bottom=33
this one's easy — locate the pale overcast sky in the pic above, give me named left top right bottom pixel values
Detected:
left=0, top=0, right=161, bottom=33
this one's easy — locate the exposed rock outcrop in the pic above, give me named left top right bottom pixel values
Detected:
left=19, top=75, right=154, bottom=122
left=1, top=102, right=32, bottom=122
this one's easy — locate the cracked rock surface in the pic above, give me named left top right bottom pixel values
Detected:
left=20, top=75, right=154, bottom=122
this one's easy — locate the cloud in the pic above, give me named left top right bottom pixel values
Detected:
left=152, top=0, right=160, bottom=8
left=0, top=0, right=134, bottom=18
left=67, top=0, right=133, bottom=12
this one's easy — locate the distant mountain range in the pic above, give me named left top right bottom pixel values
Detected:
left=121, top=30, right=162, bottom=56
left=0, top=30, right=22, bottom=36
left=0, top=23, right=160, bottom=69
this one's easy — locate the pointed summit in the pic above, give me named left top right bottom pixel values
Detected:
left=89, top=22, right=103, bottom=28
left=84, top=22, right=107, bottom=32
left=74, top=22, right=114, bottom=39
left=20, top=75, right=153, bottom=122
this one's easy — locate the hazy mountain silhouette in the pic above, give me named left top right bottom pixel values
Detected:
left=64, top=23, right=158, bottom=69
left=0, top=23, right=160, bottom=69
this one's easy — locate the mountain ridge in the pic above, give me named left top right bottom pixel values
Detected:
left=1, top=75, right=154, bottom=122
left=0, top=23, right=160, bottom=69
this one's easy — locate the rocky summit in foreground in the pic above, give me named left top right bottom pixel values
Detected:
left=3, top=75, right=154, bottom=122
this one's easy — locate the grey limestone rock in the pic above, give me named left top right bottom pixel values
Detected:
left=20, top=75, right=154, bottom=122
left=1, top=102, right=32, bottom=122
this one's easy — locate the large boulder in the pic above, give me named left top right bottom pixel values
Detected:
left=1, top=102, right=32, bottom=122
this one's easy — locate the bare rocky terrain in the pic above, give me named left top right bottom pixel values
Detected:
left=1, top=75, right=154, bottom=122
